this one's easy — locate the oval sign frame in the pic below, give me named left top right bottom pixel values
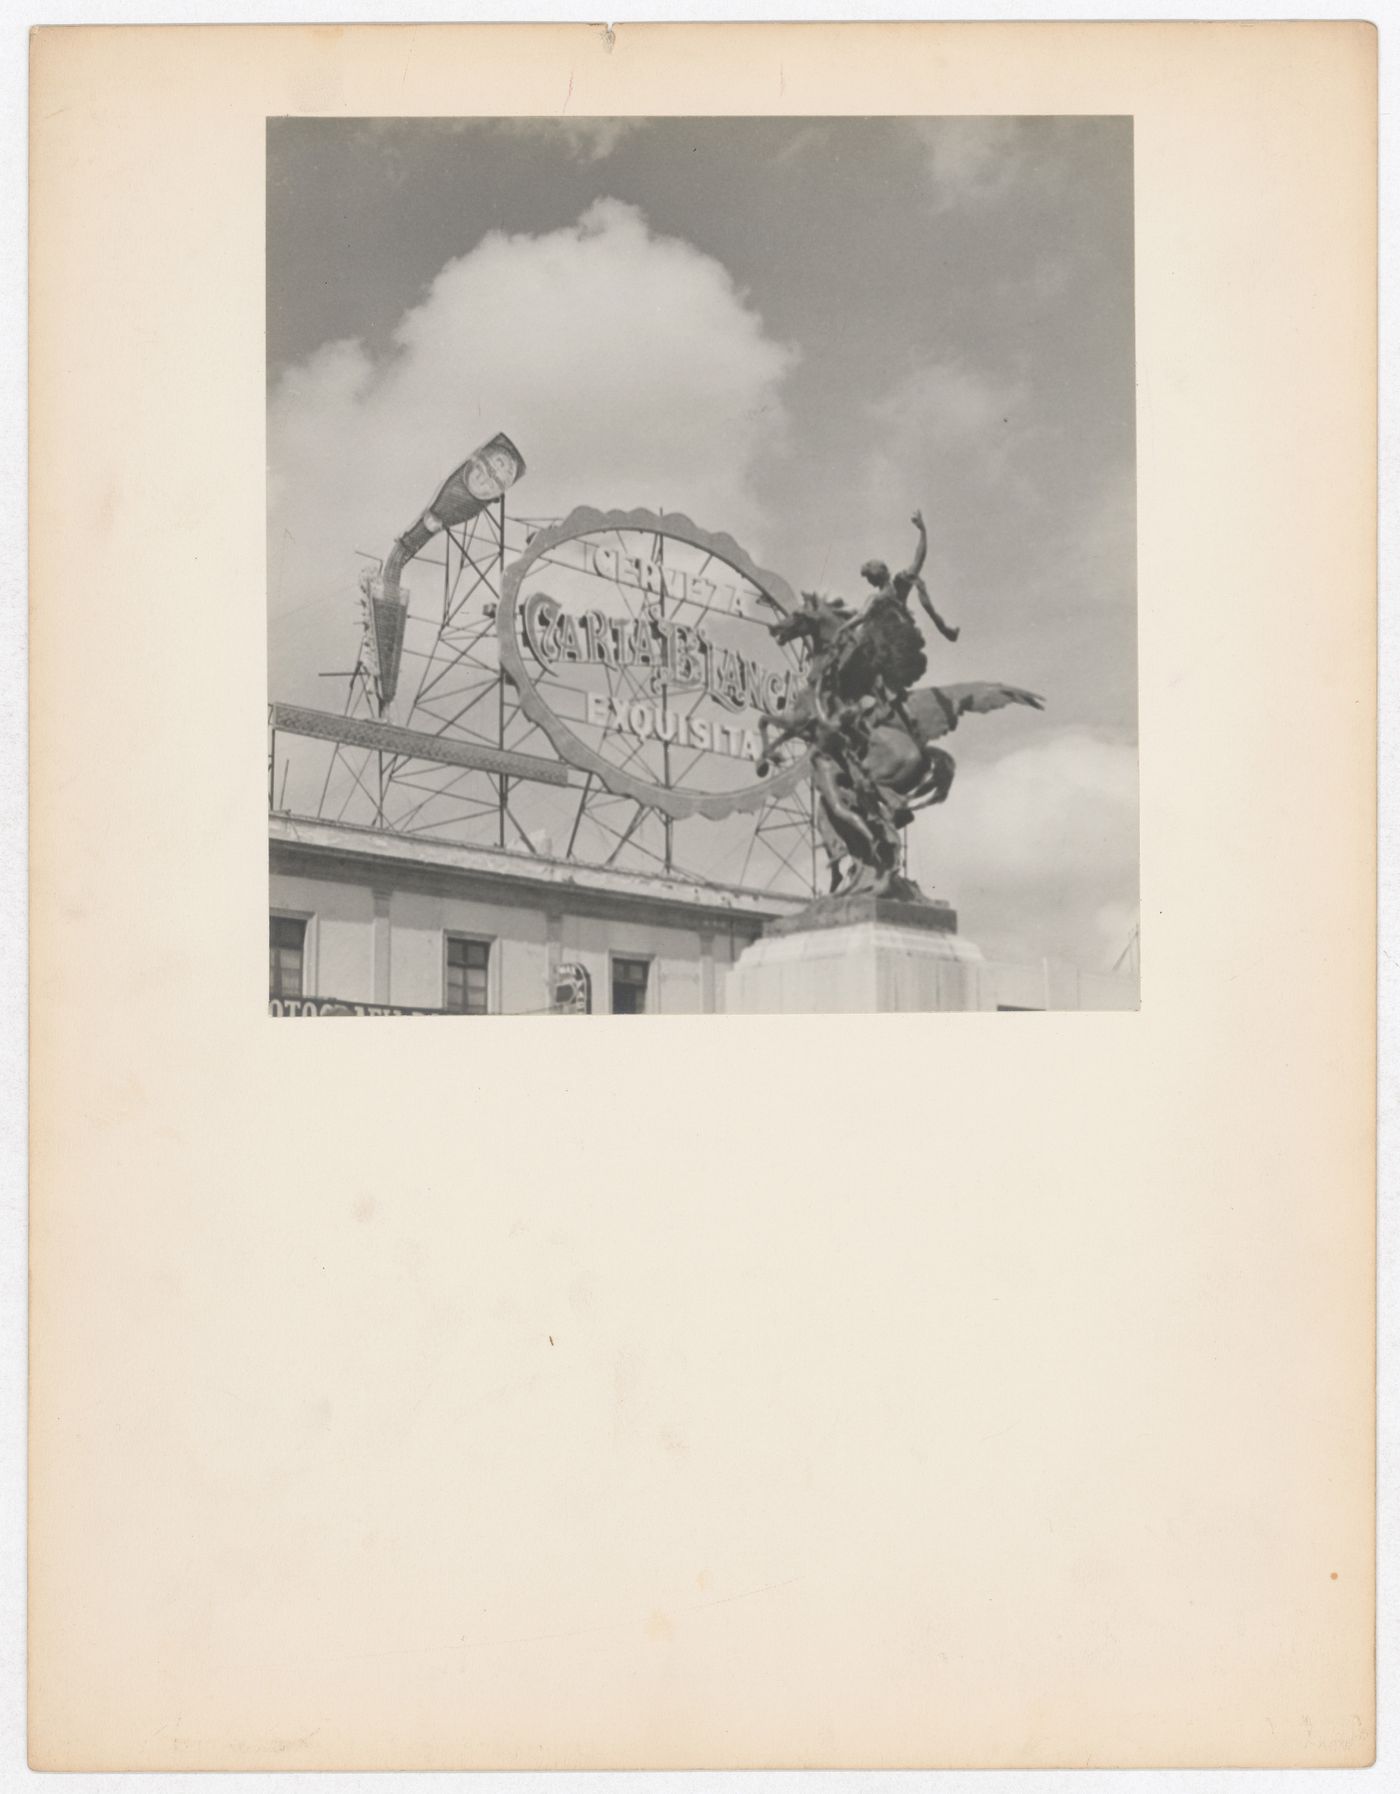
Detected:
left=498, top=506, right=810, bottom=823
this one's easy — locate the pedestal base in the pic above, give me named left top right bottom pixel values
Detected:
left=727, top=897, right=994, bottom=1013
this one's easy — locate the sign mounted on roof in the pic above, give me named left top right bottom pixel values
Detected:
left=390, top=431, right=526, bottom=571
left=498, top=507, right=810, bottom=822
left=364, top=432, right=528, bottom=711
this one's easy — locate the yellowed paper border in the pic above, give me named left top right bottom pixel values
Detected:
left=30, top=22, right=1375, bottom=1769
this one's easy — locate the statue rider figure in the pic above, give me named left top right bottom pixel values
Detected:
left=829, top=510, right=960, bottom=753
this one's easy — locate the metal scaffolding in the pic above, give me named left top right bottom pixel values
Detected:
left=268, top=500, right=820, bottom=900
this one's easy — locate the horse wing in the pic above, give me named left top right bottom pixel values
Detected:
left=909, top=682, right=1045, bottom=741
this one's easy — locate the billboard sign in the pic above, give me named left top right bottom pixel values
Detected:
left=389, top=431, right=527, bottom=570
left=368, top=432, right=528, bottom=709
left=498, top=507, right=810, bottom=822
left=423, top=431, right=526, bottom=528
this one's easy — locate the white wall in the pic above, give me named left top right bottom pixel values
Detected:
left=269, top=869, right=738, bottom=1014
left=386, top=887, right=550, bottom=1013
left=562, top=914, right=707, bottom=1015
left=271, top=873, right=375, bottom=1004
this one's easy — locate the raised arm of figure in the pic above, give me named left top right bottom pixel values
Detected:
left=904, top=512, right=960, bottom=642
left=901, top=509, right=928, bottom=582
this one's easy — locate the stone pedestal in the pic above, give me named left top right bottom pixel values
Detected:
left=726, top=892, right=995, bottom=1014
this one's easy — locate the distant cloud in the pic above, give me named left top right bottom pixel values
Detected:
left=908, top=118, right=1075, bottom=215
left=871, top=357, right=1025, bottom=450
left=910, top=118, right=1025, bottom=212
left=493, top=117, right=647, bottom=160
left=772, top=123, right=825, bottom=167
left=1065, top=463, right=1137, bottom=608
left=858, top=356, right=1033, bottom=554
left=998, top=455, right=1136, bottom=625
left=915, top=728, right=1139, bottom=969
left=857, top=348, right=1135, bottom=620
left=1026, top=252, right=1075, bottom=307
left=268, top=198, right=797, bottom=701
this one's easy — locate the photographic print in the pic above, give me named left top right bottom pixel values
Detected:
left=268, top=116, right=1139, bottom=1014
left=31, top=23, right=1376, bottom=1772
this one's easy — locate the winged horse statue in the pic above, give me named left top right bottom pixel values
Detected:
left=756, top=516, right=1043, bottom=897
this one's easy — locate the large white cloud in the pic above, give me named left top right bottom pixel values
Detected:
left=910, top=729, right=1139, bottom=971
left=269, top=199, right=797, bottom=701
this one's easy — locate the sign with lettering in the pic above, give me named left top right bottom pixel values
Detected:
left=552, top=962, right=592, bottom=1014
left=269, top=995, right=445, bottom=1017
left=498, top=507, right=810, bottom=822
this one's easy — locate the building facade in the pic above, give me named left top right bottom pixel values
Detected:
left=270, top=816, right=1135, bottom=1014
left=270, top=815, right=801, bottom=1016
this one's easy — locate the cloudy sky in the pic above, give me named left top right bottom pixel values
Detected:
left=268, top=116, right=1137, bottom=970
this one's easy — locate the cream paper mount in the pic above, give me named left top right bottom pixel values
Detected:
left=28, top=21, right=1376, bottom=1771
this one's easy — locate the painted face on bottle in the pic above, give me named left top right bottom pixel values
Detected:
left=466, top=445, right=520, bottom=500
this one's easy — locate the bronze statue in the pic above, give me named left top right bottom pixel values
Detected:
left=758, top=511, right=1043, bottom=898
left=852, top=509, right=959, bottom=702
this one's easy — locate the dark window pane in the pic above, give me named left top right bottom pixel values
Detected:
left=446, top=938, right=490, bottom=1014
left=612, top=958, right=649, bottom=1014
left=270, top=916, right=306, bottom=998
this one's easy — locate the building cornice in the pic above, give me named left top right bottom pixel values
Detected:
left=269, top=814, right=807, bottom=934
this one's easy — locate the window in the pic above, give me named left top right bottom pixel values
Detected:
left=612, top=956, right=650, bottom=1015
left=270, top=914, right=307, bottom=999
left=445, top=936, right=491, bottom=1014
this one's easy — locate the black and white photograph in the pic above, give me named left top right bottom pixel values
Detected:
left=27, top=19, right=1380, bottom=1776
left=268, top=116, right=1139, bottom=1015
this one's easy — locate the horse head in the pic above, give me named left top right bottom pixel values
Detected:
left=768, top=591, right=853, bottom=651
left=766, top=606, right=816, bottom=649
